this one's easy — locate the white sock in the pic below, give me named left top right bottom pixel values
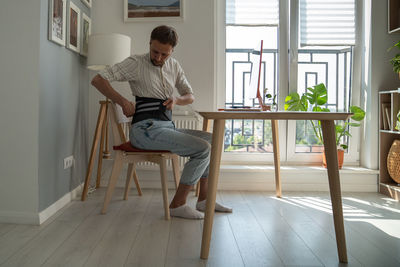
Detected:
left=196, top=200, right=233, bottom=213
left=170, top=204, right=204, bottom=219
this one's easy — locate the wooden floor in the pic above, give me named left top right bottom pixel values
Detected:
left=0, top=189, right=399, bottom=267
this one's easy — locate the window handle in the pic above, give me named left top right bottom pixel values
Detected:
left=289, top=49, right=297, bottom=64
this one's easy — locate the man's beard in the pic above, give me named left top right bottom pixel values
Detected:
left=151, top=59, right=163, bottom=66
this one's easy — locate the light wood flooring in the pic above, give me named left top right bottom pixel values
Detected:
left=0, top=189, right=399, bottom=267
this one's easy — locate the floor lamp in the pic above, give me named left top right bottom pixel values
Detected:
left=81, top=33, right=131, bottom=201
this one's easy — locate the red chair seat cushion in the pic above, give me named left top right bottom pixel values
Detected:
left=113, top=142, right=170, bottom=153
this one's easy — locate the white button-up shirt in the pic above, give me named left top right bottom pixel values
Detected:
left=99, top=53, right=193, bottom=100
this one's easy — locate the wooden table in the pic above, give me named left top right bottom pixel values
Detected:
left=198, top=111, right=352, bottom=263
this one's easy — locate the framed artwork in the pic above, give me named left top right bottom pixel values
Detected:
left=67, top=1, right=81, bottom=53
left=388, top=0, right=400, bottom=33
left=48, top=0, right=66, bottom=46
left=80, top=13, right=91, bottom=57
left=81, top=0, right=92, bottom=8
left=124, top=0, right=184, bottom=22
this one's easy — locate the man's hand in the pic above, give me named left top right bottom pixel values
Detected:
left=163, top=94, right=194, bottom=110
left=121, top=100, right=135, bottom=117
left=91, top=75, right=136, bottom=117
left=163, top=97, right=176, bottom=110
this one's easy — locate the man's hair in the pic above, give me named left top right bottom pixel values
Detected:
left=150, top=25, right=178, bottom=47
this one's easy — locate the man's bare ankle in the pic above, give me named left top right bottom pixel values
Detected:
left=197, top=197, right=206, bottom=202
left=170, top=202, right=185, bottom=209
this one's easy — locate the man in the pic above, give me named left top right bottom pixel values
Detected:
left=91, top=25, right=231, bottom=219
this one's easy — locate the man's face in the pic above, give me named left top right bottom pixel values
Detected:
left=149, top=40, right=173, bottom=66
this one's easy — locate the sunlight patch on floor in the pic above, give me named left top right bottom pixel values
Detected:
left=346, top=218, right=400, bottom=239
left=279, top=196, right=379, bottom=218
left=344, top=197, right=400, bottom=214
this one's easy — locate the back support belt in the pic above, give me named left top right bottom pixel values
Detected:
left=132, top=96, right=172, bottom=124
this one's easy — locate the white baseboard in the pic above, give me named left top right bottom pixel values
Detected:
left=38, top=184, right=83, bottom=224
left=0, top=184, right=83, bottom=225
left=100, top=165, right=379, bottom=193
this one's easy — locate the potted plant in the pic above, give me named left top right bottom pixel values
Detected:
left=396, top=110, right=400, bottom=131
left=388, top=40, right=400, bottom=79
left=284, top=83, right=365, bottom=168
left=263, top=88, right=277, bottom=111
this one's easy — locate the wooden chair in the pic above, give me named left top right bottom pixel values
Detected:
left=101, top=102, right=180, bottom=220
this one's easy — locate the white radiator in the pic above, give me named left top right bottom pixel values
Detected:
left=136, top=113, right=202, bottom=170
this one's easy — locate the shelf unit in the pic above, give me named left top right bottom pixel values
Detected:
left=379, top=90, right=400, bottom=200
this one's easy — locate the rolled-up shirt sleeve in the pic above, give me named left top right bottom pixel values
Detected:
left=175, top=62, right=193, bottom=96
left=98, top=56, right=138, bottom=82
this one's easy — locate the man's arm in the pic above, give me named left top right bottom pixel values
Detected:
left=91, top=74, right=135, bottom=117
left=163, top=93, right=194, bottom=110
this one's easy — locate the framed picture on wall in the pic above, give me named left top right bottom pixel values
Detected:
left=67, top=1, right=81, bottom=53
left=48, top=0, right=67, bottom=46
left=81, top=0, right=92, bottom=8
left=124, top=0, right=184, bottom=22
left=80, top=13, right=91, bottom=57
left=388, top=0, right=400, bottom=33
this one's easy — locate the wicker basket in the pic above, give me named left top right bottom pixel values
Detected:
left=387, top=139, right=400, bottom=184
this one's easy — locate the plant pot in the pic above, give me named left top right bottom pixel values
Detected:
left=261, top=104, right=271, bottom=111
left=322, top=149, right=344, bottom=169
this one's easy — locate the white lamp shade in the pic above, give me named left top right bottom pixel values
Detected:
left=87, top=33, right=131, bottom=70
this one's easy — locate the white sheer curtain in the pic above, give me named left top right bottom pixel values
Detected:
left=299, top=0, right=356, bottom=46
left=226, top=0, right=279, bottom=26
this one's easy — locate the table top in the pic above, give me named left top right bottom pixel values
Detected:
left=198, top=111, right=352, bottom=121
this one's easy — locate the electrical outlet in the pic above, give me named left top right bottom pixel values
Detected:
left=63, top=156, right=74, bottom=169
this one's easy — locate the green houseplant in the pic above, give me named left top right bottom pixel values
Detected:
left=388, top=41, right=400, bottom=130
left=388, top=40, right=400, bottom=77
left=264, top=88, right=277, bottom=111
left=284, top=83, right=365, bottom=167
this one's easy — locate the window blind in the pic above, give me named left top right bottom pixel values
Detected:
left=299, top=0, right=355, bottom=46
left=226, top=0, right=279, bottom=26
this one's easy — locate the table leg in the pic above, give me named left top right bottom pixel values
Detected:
left=200, top=119, right=225, bottom=259
left=271, top=120, right=282, bottom=198
left=202, top=118, right=211, bottom=132
left=320, top=120, right=348, bottom=263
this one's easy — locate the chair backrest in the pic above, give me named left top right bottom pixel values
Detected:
left=108, top=102, right=130, bottom=145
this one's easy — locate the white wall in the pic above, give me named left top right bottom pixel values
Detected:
left=89, top=0, right=215, bottom=135
left=360, top=0, right=400, bottom=169
left=0, top=0, right=41, bottom=223
left=38, top=0, right=91, bottom=212
left=0, top=0, right=90, bottom=224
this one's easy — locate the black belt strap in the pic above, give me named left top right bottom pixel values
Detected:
left=132, top=96, right=172, bottom=124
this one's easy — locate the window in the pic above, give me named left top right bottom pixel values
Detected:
left=221, top=0, right=360, bottom=164
left=288, top=0, right=357, bottom=163
left=224, top=0, right=279, bottom=160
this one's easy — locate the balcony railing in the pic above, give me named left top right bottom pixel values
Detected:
left=224, top=47, right=353, bottom=153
